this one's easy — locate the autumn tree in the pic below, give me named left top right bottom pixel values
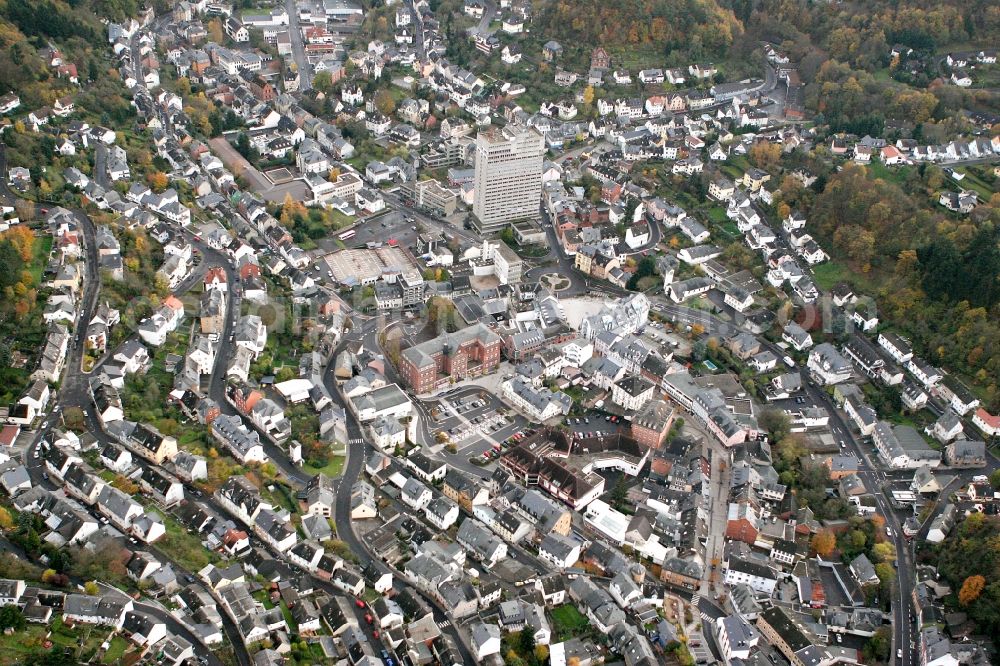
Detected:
left=147, top=171, right=169, bottom=192
left=207, top=18, right=223, bottom=43
left=84, top=581, right=99, bottom=596
left=374, top=89, right=396, bottom=116
left=0, top=507, right=13, bottom=530
left=14, top=199, right=34, bottom=222
left=749, top=142, right=782, bottom=170
left=872, top=541, right=896, bottom=563
left=1, top=225, right=33, bottom=262
left=811, top=530, right=836, bottom=557
left=112, top=474, right=138, bottom=494
left=279, top=193, right=306, bottom=227
left=959, top=575, right=985, bottom=606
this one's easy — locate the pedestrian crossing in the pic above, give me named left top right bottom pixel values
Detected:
left=437, top=620, right=451, bottom=629
left=350, top=438, right=364, bottom=445
left=691, top=593, right=714, bottom=624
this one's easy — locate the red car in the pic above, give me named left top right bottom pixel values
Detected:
left=365, top=614, right=374, bottom=624
left=355, top=599, right=365, bottom=609
left=373, top=630, right=380, bottom=639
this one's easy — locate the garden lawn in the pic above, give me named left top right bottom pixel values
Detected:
left=101, top=636, right=128, bottom=664
left=28, top=235, right=53, bottom=286
left=551, top=604, right=589, bottom=639
left=303, top=455, right=345, bottom=478
left=154, top=508, right=219, bottom=572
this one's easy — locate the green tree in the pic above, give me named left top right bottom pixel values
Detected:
left=313, top=70, right=334, bottom=94
left=863, top=627, right=891, bottom=662
left=758, top=409, right=791, bottom=442
left=0, top=241, right=26, bottom=290
left=518, top=627, right=536, bottom=655
left=0, top=605, right=24, bottom=632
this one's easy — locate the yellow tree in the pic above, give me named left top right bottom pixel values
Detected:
left=749, top=142, right=781, bottom=170
left=280, top=193, right=297, bottom=227
left=148, top=171, right=169, bottom=192
left=811, top=530, right=836, bottom=557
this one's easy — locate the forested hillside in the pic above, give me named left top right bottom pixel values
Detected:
left=776, top=161, right=1000, bottom=409
left=533, top=0, right=743, bottom=60
left=738, top=0, right=1000, bottom=72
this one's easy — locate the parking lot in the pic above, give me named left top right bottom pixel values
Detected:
left=430, top=390, right=529, bottom=460
left=346, top=211, right=422, bottom=252
left=564, top=411, right=628, bottom=440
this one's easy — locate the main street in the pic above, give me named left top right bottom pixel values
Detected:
left=284, top=0, right=312, bottom=92
left=655, top=297, right=926, bottom=664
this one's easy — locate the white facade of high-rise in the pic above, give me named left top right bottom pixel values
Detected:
left=472, top=125, right=544, bottom=233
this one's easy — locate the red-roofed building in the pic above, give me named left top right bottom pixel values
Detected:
left=973, top=408, right=1000, bottom=437
left=222, top=529, right=250, bottom=556
left=57, top=63, right=79, bottom=84
left=0, top=425, right=20, bottom=447
left=163, top=294, right=185, bottom=319
left=204, top=267, right=228, bottom=292
left=880, top=145, right=904, bottom=165
left=239, top=261, right=260, bottom=280
left=725, top=501, right=760, bottom=544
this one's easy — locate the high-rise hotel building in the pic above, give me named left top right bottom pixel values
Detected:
left=471, top=125, right=544, bottom=234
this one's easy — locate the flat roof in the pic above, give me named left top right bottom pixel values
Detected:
left=323, top=246, right=420, bottom=285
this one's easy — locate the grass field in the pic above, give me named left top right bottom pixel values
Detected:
left=811, top=261, right=876, bottom=293
left=950, top=168, right=995, bottom=201
left=811, top=262, right=850, bottom=291
left=866, top=160, right=910, bottom=186
left=705, top=206, right=729, bottom=224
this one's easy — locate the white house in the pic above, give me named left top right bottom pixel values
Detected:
left=538, top=533, right=581, bottom=570
left=723, top=557, right=778, bottom=595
